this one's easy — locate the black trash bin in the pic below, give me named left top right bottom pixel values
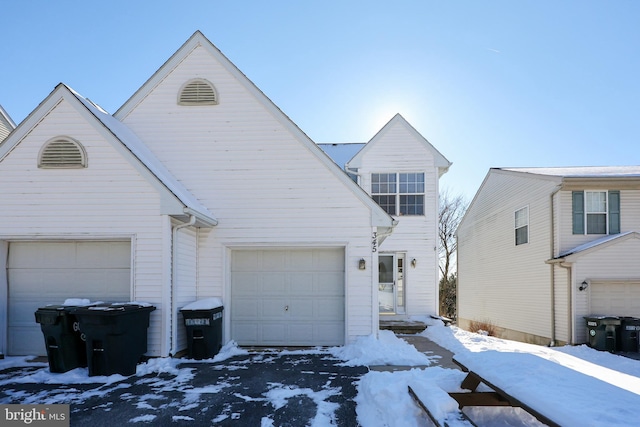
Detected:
left=181, top=305, right=223, bottom=360
left=73, top=303, right=156, bottom=376
left=620, top=317, right=640, bottom=353
left=34, top=305, right=87, bottom=373
left=584, top=315, right=621, bottom=352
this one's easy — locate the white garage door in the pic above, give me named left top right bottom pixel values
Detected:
left=7, top=241, right=131, bottom=356
left=591, top=281, right=640, bottom=316
left=231, top=248, right=345, bottom=346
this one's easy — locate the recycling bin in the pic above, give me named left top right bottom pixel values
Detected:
left=181, top=305, right=223, bottom=360
left=620, top=317, right=640, bottom=353
left=73, top=303, right=156, bottom=376
left=584, top=315, right=621, bottom=352
left=34, top=305, right=87, bottom=373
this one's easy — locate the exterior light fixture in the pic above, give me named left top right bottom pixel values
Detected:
left=358, top=258, right=366, bottom=270
left=579, top=280, right=589, bottom=291
left=411, top=258, right=417, bottom=268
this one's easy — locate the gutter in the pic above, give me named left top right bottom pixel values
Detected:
left=547, top=185, right=562, bottom=346
left=170, top=215, right=196, bottom=356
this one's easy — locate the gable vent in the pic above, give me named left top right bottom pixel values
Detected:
left=178, top=79, right=218, bottom=105
left=38, top=138, right=87, bottom=168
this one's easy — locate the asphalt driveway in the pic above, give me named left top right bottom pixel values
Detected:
left=0, top=351, right=367, bottom=426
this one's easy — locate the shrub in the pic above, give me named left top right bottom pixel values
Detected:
left=468, top=320, right=497, bottom=336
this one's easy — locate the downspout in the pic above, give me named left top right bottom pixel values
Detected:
left=170, top=215, right=196, bottom=357
left=548, top=186, right=562, bottom=346
left=558, top=262, right=574, bottom=345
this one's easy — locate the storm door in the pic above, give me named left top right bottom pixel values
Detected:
left=378, top=253, right=405, bottom=314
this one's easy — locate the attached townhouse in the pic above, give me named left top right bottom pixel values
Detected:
left=457, top=166, right=640, bottom=345
left=0, top=31, right=449, bottom=358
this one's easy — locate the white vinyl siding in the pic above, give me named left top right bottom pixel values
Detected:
left=458, top=171, right=559, bottom=339
left=118, top=44, right=379, bottom=344
left=0, top=99, right=168, bottom=356
left=174, top=226, right=198, bottom=353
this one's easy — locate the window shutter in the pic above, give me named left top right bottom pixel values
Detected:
left=572, top=191, right=584, bottom=234
left=609, top=190, right=620, bottom=234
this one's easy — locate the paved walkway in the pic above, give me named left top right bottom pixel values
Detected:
left=369, top=334, right=461, bottom=372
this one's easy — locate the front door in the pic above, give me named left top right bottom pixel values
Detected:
left=378, top=253, right=405, bottom=314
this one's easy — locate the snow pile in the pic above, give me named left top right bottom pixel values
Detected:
left=330, top=330, right=435, bottom=366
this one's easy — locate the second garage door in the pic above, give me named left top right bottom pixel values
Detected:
left=231, top=248, right=345, bottom=346
left=7, top=241, right=131, bottom=356
left=591, top=281, right=640, bottom=316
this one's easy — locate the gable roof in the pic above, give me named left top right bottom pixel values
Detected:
left=114, top=30, right=394, bottom=229
left=0, top=84, right=217, bottom=227
left=499, top=166, right=640, bottom=178
left=553, top=231, right=640, bottom=261
left=0, top=104, right=16, bottom=143
left=346, top=114, right=451, bottom=175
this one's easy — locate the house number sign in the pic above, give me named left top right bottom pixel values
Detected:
left=372, top=231, right=378, bottom=253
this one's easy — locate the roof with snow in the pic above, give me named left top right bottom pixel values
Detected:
left=499, top=166, right=640, bottom=178
left=556, top=231, right=639, bottom=259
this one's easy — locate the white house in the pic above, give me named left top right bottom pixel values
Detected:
left=0, top=32, right=398, bottom=358
left=457, top=166, right=640, bottom=346
left=319, top=114, right=451, bottom=320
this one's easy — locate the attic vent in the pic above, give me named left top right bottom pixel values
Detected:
left=38, top=137, right=87, bottom=168
left=178, top=79, right=218, bottom=105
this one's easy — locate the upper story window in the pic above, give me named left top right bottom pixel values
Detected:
left=372, top=172, right=425, bottom=216
left=572, top=190, right=620, bottom=235
left=515, top=206, right=529, bottom=245
left=38, top=137, right=87, bottom=168
left=178, top=78, right=218, bottom=105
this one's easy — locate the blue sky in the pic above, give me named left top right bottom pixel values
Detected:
left=1, top=1, right=639, bottom=201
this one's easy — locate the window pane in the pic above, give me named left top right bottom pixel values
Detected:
left=400, top=195, right=424, bottom=215
left=373, top=195, right=396, bottom=215
left=587, top=213, right=606, bottom=234
left=586, top=192, right=606, bottom=213
left=516, top=226, right=528, bottom=245
left=515, top=207, right=528, bottom=228
left=372, top=173, right=395, bottom=194
left=399, top=173, right=424, bottom=193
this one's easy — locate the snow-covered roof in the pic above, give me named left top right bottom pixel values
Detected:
left=66, top=86, right=218, bottom=227
left=500, top=166, right=640, bottom=178
left=317, top=143, right=365, bottom=170
left=557, top=231, right=638, bottom=258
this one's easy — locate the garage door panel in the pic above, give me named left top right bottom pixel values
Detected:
left=7, top=241, right=131, bottom=356
left=591, top=282, right=640, bottom=316
left=231, top=248, right=345, bottom=346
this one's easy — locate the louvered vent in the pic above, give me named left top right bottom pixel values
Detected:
left=38, top=138, right=87, bottom=168
left=178, top=79, right=218, bottom=105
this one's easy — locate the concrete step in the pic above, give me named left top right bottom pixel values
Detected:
left=379, top=320, right=427, bottom=334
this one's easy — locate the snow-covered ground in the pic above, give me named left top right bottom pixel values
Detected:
left=2, top=318, right=639, bottom=426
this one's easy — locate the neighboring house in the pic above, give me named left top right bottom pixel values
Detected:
left=319, top=114, right=451, bottom=320
left=457, top=166, right=640, bottom=346
left=0, top=105, right=16, bottom=143
left=0, top=31, right=399, bottom=358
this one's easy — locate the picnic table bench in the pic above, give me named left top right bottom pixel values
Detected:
left=409, top=350, right=640, bottom=427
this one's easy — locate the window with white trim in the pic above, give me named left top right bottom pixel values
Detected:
left=515, top=206, right=529, bottom=245
left=372, top=172, right=425, bottom=216
left=178, top=78, right=218, bottom=105
left=38, top=137, right=87, bottom=168
left=572, top=190, right=620, bottom=235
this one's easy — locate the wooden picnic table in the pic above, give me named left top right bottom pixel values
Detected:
left=410, top=350, right=640, bottom=427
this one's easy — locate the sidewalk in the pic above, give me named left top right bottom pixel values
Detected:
left=369, top=334, right=460, bottom=372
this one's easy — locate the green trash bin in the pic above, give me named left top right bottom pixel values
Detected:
left=34, top=305, right=87, bottom=373
left=181, top=305, right=223, bottom=360
left=74, top=303, right=155, bottom=376
left=620, top=317, right=640, bottom=353
left=584, top=315, right=621, bottom=352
